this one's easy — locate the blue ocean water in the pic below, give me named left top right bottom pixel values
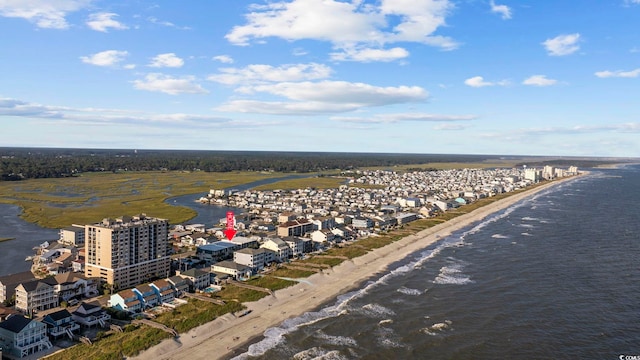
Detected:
left=234, top=165, right=640, bottom=359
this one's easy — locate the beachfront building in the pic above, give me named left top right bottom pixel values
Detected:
left=0, top=315, right=52, bottom=358
left=233, top=248, right=273, bottom=273
left=211, top=261, right=252, bottom=281
left=108, top=289, right=142, bottom=313
left=150, top=279, right=176, bottom=304
left=41, top=309, right=79, bottom=340
left=84, top=214, right=170, bottom=290
left=177, top=268, right=211, bottom=291
left=72, top=302, right=110, bottom=328
left=14, top=279, right=58, bottom=314
left=196, top=242, right=238, bottom=263
left=260, top=238, right=292, bottom=262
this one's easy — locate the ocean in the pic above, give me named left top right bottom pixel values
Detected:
left=234, top=165, right=640, bottom=359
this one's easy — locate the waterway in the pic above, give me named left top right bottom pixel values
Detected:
left=0, top=173, right=313, bottom=277
left=0, top=204, right=58, bottom=276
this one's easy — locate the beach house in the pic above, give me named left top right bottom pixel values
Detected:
left=0, top=315, right=52, bottom=358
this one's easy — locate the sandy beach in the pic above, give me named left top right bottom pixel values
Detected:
left=132, top=177, right=575, bottom=360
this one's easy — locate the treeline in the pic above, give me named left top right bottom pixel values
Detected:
left=0, top=148, right=494, bottom=181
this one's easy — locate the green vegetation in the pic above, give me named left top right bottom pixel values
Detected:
left=269, top=267, right=317, bottom=278
left=0, top=171, right=282, bottom=228
left=153, top=299, right=244, bottom=333
left=214, top=285, right=269, bottom=303
left=247, top=276, right=296, bottom=291
left=44, top=325, right=171, bottom=360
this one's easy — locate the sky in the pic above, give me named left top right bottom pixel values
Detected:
left=1, top=0, right=639, bottom=157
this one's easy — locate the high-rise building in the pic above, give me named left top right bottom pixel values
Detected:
left=84, top=214, right=170, bottom=290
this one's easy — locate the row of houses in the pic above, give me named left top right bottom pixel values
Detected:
left=0, top=272, right=98, bottom=316
left=0, top=302, right=109, bottom=358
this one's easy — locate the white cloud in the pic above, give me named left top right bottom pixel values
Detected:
left=80, top=50, right=129, bottom=67
left=330, top=46, right=410, bottom=62
left=489, top=0, right=511, bottom=19
left=464, top=76, right=509, bottom=87
left=147, top=16, right=190, bottom=30
left=86, top=12, right=128, bottom=32
left=216, top=81, right=427, bottom=115
left=0, top=96, right=229, bottom=127
left=594, top=68, right=640, bottom=78
left=332, top=112, right=476, bottom=124
left=542, top=33, right=581, bottom=56
left=226, top=0, right=458, bottom=62
left=522, top=75, right=557, bottom=86
left=245, top=81, right=426, bottom=105
left=208, top=63, right=332, bottom=85
left=433, top=123, right=468, bottom=130
left=132, top=73, right=208, bottom=95
left=0, top=0, right=90, bottom=29
left=213, top=55, right=234, bottom=64
left=148, top=53, right=184, bottom=68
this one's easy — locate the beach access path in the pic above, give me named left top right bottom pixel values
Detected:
left=133, top=176, right=577, bottom=360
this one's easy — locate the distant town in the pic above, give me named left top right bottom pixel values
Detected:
left=0, top=165, right=578, bottom=359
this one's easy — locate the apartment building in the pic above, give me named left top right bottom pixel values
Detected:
left=85, top=214, right=170, bottom=290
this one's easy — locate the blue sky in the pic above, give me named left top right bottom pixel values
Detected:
left=1, top=0, right=639, bottom=157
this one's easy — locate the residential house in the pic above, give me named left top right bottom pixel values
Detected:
left=0, top=315, right=52, bottom=358
left=211, top=261, right=252, bottom=281
left=133, top=284, right=159, bottom=309
left=150, top=279, right=175, bottom=304
left=0, top=272, right=35, bottom=304
left=233, top=248, right=273, bottom=273
left=310, top=230, right=336, bottom=245
left=396, top=212, right=418, bottom=225
left=220, top=236, right=259, bottom=249
left=352, top=217, right=373, bottom=229
left=196, top=242, right=238, bottom=263
left=41, top=309, right=79, bottom=340
left=108, top=289, right=142, bottom=313
left=177, top=268, right=210, bottom=291
left=167, top=276, right=190, bottom=296
left=72, top=302, right=110, bottom=328
left=51, top=272, right=99, bottom=302
left=276, top=219, right=313, bottom=237
left=260, top=238, right=292, bottom=262
left=283, top=236, right=307, bottom=257
left=14, top=279, right=58, bottom=314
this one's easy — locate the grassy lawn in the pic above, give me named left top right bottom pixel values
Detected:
left=0, top=171, right=283, bottom=228
left=299, top=256, right=344, bottom=267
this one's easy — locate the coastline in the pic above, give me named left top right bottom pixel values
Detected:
left=132, top=176, right=578, bottom=360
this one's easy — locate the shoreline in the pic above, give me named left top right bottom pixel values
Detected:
left=132, top=176, right=579, bottom=360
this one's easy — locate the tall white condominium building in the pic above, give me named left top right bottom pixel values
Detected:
left=85, top=214, right=170, bottom=290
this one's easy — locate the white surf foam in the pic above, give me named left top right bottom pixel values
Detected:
left=433, top=260, right=474, bottom=285
left=292, top=347, right=349, bottom=360
left=421, top=320, right=453, bottom=336
left=361, top=303, right=396, bottom=318
left=314, top=330, right=358, bottom=347
left=491, top=234, right=509, bottom=239
left=397, top=286, right=422, bottom=296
